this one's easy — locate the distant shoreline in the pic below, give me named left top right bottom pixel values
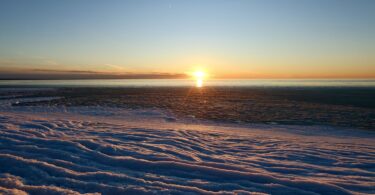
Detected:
left=1, top=79, right=375, bottom=88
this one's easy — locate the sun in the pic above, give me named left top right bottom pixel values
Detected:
left=193, top=71, right=206, bottom=79
left=192, top=71, right=206, bottom=88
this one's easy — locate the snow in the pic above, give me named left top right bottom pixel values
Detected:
left=0, top=97, right=374, bottom=194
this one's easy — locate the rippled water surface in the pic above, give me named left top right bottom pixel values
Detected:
left=1, top=79, right=375, bottom=87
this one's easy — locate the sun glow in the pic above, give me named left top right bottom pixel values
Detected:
left=192, top=71, right=206, bottom=88
left=194, top=71, right=205, bottom=79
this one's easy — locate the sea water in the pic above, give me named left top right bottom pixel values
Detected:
left=0, top=79, right=375, bottom=88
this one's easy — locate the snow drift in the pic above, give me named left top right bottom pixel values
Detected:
left=0, top=105, right=374, bottom=194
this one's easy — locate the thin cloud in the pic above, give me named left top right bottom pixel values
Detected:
left=0, top=68, right=187, bottom=80
left=29, top=68, right=100, bottom=74
left=104, top=64, right=127, bottom=71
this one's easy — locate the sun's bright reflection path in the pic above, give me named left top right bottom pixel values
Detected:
left=196, top=79, right=203, bottom=88
left=193, top=71, right=205, bottom=88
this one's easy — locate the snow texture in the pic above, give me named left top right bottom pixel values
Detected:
left=0, top=97, right=374, bottom=194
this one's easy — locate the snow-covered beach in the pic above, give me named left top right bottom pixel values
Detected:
left=0, top=93, right=374, bottom=194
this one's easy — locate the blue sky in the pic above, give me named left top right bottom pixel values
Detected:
left=0, top=0, right=374, bottom=78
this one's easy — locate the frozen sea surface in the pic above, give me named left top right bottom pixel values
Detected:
left=0, top=102, right=374, bottom=194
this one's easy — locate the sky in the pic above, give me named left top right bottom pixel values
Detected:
left=0, top=0, right=374, bottom=79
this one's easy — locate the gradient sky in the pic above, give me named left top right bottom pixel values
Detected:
left=0, top=0, right=374, bottom=79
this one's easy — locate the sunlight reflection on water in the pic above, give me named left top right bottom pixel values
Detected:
left=196, top=79, right=203, bottom=88
left=0, top=79, right=374, bottom=88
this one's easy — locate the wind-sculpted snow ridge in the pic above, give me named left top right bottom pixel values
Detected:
left=0, top=111, right=374, bottom=195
